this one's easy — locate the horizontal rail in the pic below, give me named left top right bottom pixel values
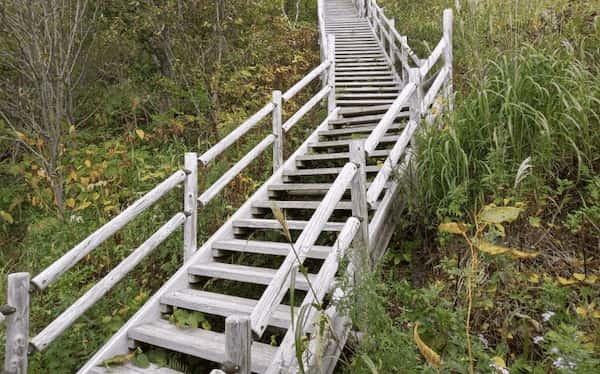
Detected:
left=32, top=170, right=187, bottom=290
left=250, top=162, right=358, bottom=337
left=198, top=102, right=275, bottom=166
left=366, top=120, right=418, bottom=205
left=282, top=60, right=331, bottom=102
left=198, top=135, right=275, bottom=207
left=266, top=217, right=360, bottom=372
left=0, top=313, right=4, bottom=325
left=364, top=82, right=416, bottom=155
left=423, top=66, right=449, bottom=109
left=30, top=212, right=186, bottom=352
left=282, top=85, right=331, bottom=133
left=418, top=37, right=446, bottom=77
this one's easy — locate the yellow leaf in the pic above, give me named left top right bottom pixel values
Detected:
left=69, top=170, right=78, bottom=182
left=576, top=306, right=587, bottom=316
left=573, top=273, right=586, bottom=281
left=528, top=274, right=540, bottom=283
left=66, top=198, right=76, bottom=208
left=492, top=356, right=507, bottom=369
left=592, top=310, right=600, bottom=319
left=413, top=322, right=442, bottom=368
left=479, top=206, right=522, bottom=224
left=558, top=276, right=576, bottom=285
left=438, top=222, right=467, bottom=235
left=84, top=159, right=92, bottom=168
left=477, top=240, right=511, bottom=255
left=0, top=210, right=14, bottom=224
left=15, top=131, right=26, bottom=140
left=80, top=177, right=90, bottom=187
left=584, top=275, right=598, bottom=284
left=495, top=223, right=506, bottom=237
left=135, top=129, right=145, bottom=139
left=74, top=201, right=92, bottom=211
left=509, top=249, right=539, bottom=259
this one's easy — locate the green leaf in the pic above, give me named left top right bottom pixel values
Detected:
left=0, top=210, right=14, bottom=224
left=479, top=206, right=522, bottom=224
left=132, top=353, right=150, bottom=368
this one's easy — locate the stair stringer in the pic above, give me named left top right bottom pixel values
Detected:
left=78, top=111, right=338, bottom=373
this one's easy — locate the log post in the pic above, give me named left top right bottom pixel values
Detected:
left=408, top=67, right=423, bottom=115
left=389, top=19, right=396, bottom=65
left=349, top=141, right=370, bottom=279
left=4, top=272, right=30, bottom=374
left=401, top=36, right=409, bottom=83
left=327, top=34, right=336, bottom=114
left=184, top=152, right=198, bottom=262
left=443, top=9, right=454, bottom=111
left=272, top=90, right=283, bottom=172
left=225, top=315, right=252, bottom=374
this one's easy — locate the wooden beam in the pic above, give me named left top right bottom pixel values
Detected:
left=272, top=90, right=283, bottom=172
left=282, top=85, right=331, bottom=133
left=282, top=61, right=331, bottom=102
left=184, top=153, right=198, bottom=262
left=3, top=272, right=30, bottom=374
left=327, top=34, right=337, bottom=113
left=350, top=140, right=370, bottom=274
left=443, top=8, right=454, bottom=111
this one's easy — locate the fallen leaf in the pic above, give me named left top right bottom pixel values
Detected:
left=135, top=129, right=145, bottom=139
left=438, top=222, right=467, bottom=235
left=573, top=273, right=586, bottom=281
left=84, top=159, right=92, bottom=168
left=558, top=276, right=576, bottom=285
left=479, top=206, right=522, bottom=224
left=413, top=322, right=442, bottom=368
left=509, top=249, right=539, bottom=259
left=477, top=241, right=511, bottom=255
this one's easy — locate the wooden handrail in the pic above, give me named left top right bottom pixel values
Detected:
left=31, top=170, right=187, bottom=290
left=282, top=85, right=332, bottom=132
left=30, top=212, right=186, bottom=352
left=249, top=162, right=358, bottom=337
left=419, top=37, right=447, bottom=77
left=282, top=59, right=331, bottom=102
left=266, top=217, right=361, bottom=372
left=363, top=82, right=416, bottom=155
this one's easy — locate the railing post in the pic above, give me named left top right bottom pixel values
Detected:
left=389, top=19, right=396, bottom=65
left=327, top=34, right=336, bottom=114
left=408, top=67, right=423, bottom=115
left=184, top=152, right=198, bottom=262
left=225, top=315, right=251, bottom=374
left=4, top=272, right=30, bottom=374
left=401, top=36, right=409, bottom=83
left=349, top=141, right=370, bottom=279
left=443, top=9, right=454, bottom=111
left=272, top=90, right=283, bottom=172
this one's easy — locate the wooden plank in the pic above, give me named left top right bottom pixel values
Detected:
left=282, top=165, right=379, bottom=176
left=252, top=199, right=378, bottom=211
left=30, top=213, right=186, bottom=352
left=188, top=263, right=316, bottom=290
left=250, top=163, right=357, bottom=336
left=363, top=83, right=416, bottom=154
left=198, top=135, right=275, bottom=207
left=232, top=218, right=345, bottom=232
left=4, top=272, right=29, bottom=374
left=212, top=239, right=331, bottom=259
left=128, top=320, right=276, bottom=374
left=419, top=37, right=447, bottom=77
left=444, top=9, right=454, bottom=110
left=183, top=153, right=198, bottom=262
left=225, top=315, right=251, bottom=374
left=296, top=149, right=388, bottom=162
left=320, top=123, right=402, bottom=136
left=327, top=34, right=336, bottom=113
left=198, top=102, right=274, bottom=165
left=423, top=66, right=449, bottom=109
left=89, top=363, right=183, bottom=373
left=272, top=90, right=283, bottom=172
left=161, top=289, right=296, bottom=329
left=31, top=170, right=186, bottom=290
left=350, top=140, right=370, bottom=271
left=310, top=134, right=399, bottom=149
left=282, top=85, right=331, bottom=133
left=282, top=60, right=331, bottom=101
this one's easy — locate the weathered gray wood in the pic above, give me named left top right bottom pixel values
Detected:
left=198, top=135, right=275, bottom=207
left=232, top=218, right=346, bottom=232
left=282, top=165, right=379, bottom=177
left=4, top=272, right=29, bottom=374
left=350, top=141, right=370, bottom=275
left=363, top=82, right=416, bottom=154
left=423, top=66, right=449, bottom=109
left=225, top=315, right=251, bottom=374
left=310, top=134, right=400, bottom=149
left=366, top=120, right=418, bottom=205
left=184, top=153, right=198, bottom=262
left=418, top=37, right=447, bottom=77
left=250, top=162, right=357, bottom=337
left=160, top=289, right=296, bottom=329
left=327, top=34, right=337, bottom=113
left=296, top=149, right=389, bottom=162
left=272, top=90, right=283, bottom=172
left=128, top=320, right=276, bottom=373
left=409, top=67, right=424, bottom=114
left=198, top=102, right=274, bottom=165
left=282, top=85, right=332, bottom=133
left=212, top=239, right=330, bottom=259
left=266, top=218, right=360, bottom=373
left=0, top=312, right=5, bottom=325
left=443, top=8, right=454, bottom=111
left=30, top=213, right=186, bottom=352
left=282, top=61, right=331, bottom=102
left=32, top=170, right=186, bottom=290
left=188, top=262, right=316, bottom=290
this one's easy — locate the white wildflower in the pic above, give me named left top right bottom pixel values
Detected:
left=478, top=334, right=489, bottom=349
left=553, top=357, right=566, bottom=369
left=542, top=311, right=555, bottom=322
left=551, top=347, right=559, bottom=354
left=69, top=214, right=84, bottom=223
left=490, top=363, right=510, bottom=374
left=533, top=336, right=544, bottom=345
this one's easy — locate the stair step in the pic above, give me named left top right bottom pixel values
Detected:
left=336, top=86, right=399, bottom=92
left=339, top=104, right=399, bottom=116
left=296, top=149, right=389, bottom=162
left=319, top=123, right=402, bottom=137
left=160, top=289, right=295, bottom=329
left=89, top=363, right=183, bottom=373
left=268, top=182, right=389, bottom=195
left=283, top=165, right=380, bottom=176
left=233, top=218, right=346, bottom=232
left=212, top=238, right=331, bottom=259
left=337, top=99, right=397, bottom=106
left=188, top=262, right=316, bottom=290
left=336, top=81, right=399, bottom=87
left=128, top=320, right=276, bottom=373
left=253, top=199, right=377, bottom=211
left=308, top=135, right=399, bottom=149
left=329, top=112, right=408, bottom=126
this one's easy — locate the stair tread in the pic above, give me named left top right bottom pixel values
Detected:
left=188, top=262, right=316, bottom=290
left=309, top=135, right=399, bottom=148
left=252, top=199, right=378, bottom=211
left=319, top=123, right=402, bottom=136
left=128, top=320, right=277, bottom=373
left=232, top=218, right=346, bottom=231
left=213, top=238, right=331, bottom=259
left=296, top=149, right=389, bottom=161
left=161, top=289, right=295, bottom=329
left=89, top=363, right=183, bottom=373
left=283, top=165, right=379, bottom=176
